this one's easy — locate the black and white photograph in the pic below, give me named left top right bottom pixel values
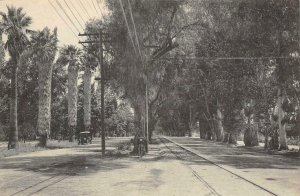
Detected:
left=0, top=0, right=299, bottom=195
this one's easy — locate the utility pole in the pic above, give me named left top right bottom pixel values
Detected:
left=79, top=30, right=109, bottom=156
left=99, top=29, right=105, bottom=156
left=145, top=80, right=149, bottom=152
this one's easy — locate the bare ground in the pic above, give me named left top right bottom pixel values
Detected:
left=0, top=137, right=299, bottom=196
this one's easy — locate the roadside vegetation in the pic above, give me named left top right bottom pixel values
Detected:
left=0, top=0, right=299, bottom=157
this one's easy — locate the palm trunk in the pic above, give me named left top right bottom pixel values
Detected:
left=8, top=65, right=18, bottom=149
left=83, top=65, right=92, bottom=133
left=37, top=61, right=53, bottom=147
left=67, top=63, right=79, bottom=142
left=277, top=88, right=288, bottom=150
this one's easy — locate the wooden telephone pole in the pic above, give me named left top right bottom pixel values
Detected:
left=79, top=29, right=109, bottom=156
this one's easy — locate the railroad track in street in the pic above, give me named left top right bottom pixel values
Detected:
left=10, top=174, right=70, bottom=196
left=6, top=162, right=77, bottom=196
left=159, top=136, right=278, bottom=196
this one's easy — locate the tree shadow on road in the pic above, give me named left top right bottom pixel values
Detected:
left=170, top=138, right=300, bottom=170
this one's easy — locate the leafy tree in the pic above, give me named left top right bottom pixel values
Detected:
left=105, top=0, right=190, bottom=144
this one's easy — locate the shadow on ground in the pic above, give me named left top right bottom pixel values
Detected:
left=0, top=139, right=180, bottom=179
left=169, top=137, right=300, bottom=170
left=0, top=138, right=141, bottom=178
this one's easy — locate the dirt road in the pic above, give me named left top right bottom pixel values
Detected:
left=0, top=137, right=299, bottom=196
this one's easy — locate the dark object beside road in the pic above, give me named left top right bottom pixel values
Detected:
left=78, top=131, right=92, bottom=145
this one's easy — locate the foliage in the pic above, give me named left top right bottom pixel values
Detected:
left=0, top=6, right=32, bottom=149
left=0, top=6, right=32, bottom=60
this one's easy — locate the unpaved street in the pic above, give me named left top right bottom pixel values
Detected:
left=0, top=137, right=299, bottom=196
left=166, top=137, right=300, bottom=196
left=0, top=137, right=211, bottom=196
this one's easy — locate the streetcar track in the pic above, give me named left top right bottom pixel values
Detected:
left=160, top=137, right=278, bottom=196
left=1, top=162, right=66, bottom=189
left=27, top=175, right=69, bottom=196
left=10, top=175, right=58, bottom=196
left=0, top=173, right=41, bottom=188
left=8, top=168, right=75, bottom=196
left=9, top=174, right=72, bottom=196
left=158, top=137, right=221, bottom=196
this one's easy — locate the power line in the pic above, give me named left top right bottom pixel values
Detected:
left=127, top=0, right=143, bottom=61
left=119, top=0, right=137, bottom=54
left=63, top=0, right=84, bottom=30
left=86, top=0, right=96, bottom=16
left=78, top=0, right=92, bottom=19
left=87, top=0, right=98, bottom=16
left=67, top=0, right=87, bottom=24
left=159, top=56, right=300, bottom=61
left=86, top=0, right=94, bottom=13
left=91, top=0, right=100, bottom=16
left=96, top=0, right=105, bottom=19
left=55, top=0, right=81, bottom=32
left=126, top=0, right=149, bottom=151
left=48, top=0, right=79, bottom=39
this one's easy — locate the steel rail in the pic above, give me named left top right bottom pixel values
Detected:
left=162, top=136, right=278, bottom=196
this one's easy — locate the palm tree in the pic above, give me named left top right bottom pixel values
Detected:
left=0, top=6, right=32, bottom=149
left=82, top=53, right=95, bottom=133
left=29, top=27, right=58, bottom=147
left=59, top=45, right=81, bottom=142
left=83, top=64, right=92, bottom=133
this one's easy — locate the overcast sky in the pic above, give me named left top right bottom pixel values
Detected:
left=0, top=0, right=106, bottom=47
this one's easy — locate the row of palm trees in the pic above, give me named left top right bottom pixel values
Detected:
left=1, top=6, right=92, bottom=148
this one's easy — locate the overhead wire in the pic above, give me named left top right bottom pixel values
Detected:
left=91, top=0, right=100, bottom=16
left=48, top=0, right=79, bottom=40
left=160, top=56, right=300, bottom=61
left=87, top=0, right=98, bottom=16
left=55, top=0, right=81, bottom=32
left=96, top=0, right=105, bottom=19
left=127, top=0, right=143, bottom=62
left=66, top=0, right=87, bottom=25
left=63, top=0, right=85, bottom=30
left=126, top=0, right=148, bottom=143
left=78, top=0, right=92, bottom=19
left=119, top=0, right=138, bottom=54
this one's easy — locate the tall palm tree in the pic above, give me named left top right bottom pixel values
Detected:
left=59, top=45, right=81, bottom=142
left=29, top=27, right=58, bottom=147
left=0, top=6, right=32, bottom=149
left=83, top=64, right=92, bottom=132
left=81, top=53, right=95, bottom=133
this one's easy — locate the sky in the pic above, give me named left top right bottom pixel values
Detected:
left=0, top=0, right=106, bottom=47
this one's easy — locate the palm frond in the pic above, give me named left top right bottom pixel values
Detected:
left=29, top=27, right=58, bottom=63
